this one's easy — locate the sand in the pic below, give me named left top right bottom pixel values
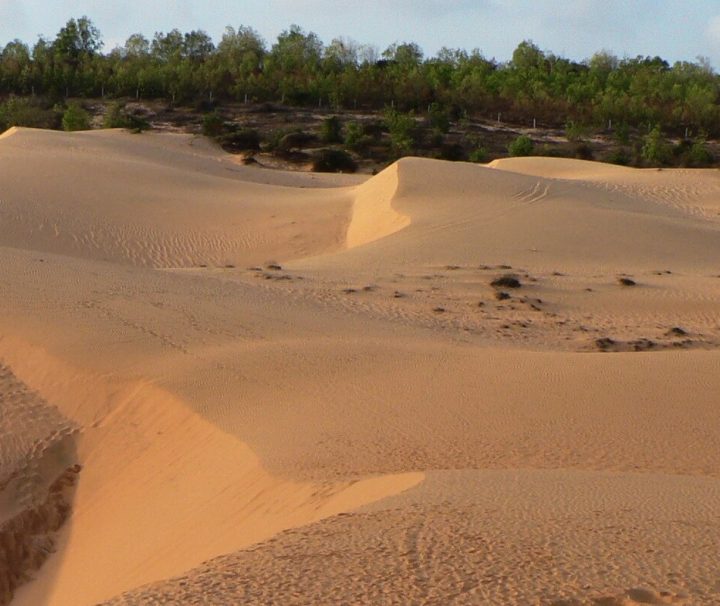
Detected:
left=1, top=127, right=719, bottom=605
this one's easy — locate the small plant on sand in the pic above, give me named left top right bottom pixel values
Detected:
left=617, top=277, right=637, bottom=286
left=491, top=274, right=522, bottom=289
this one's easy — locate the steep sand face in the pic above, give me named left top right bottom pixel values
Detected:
left=346, top=161, right=410, bottom=248
left=2, top=131, right=720, bottom=605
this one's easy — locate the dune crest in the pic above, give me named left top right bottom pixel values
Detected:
left=0, top=126, right=19, bottom=141
left=346, top=161, right=410, bottom=248
left=0, top=337, right=422, bottom=606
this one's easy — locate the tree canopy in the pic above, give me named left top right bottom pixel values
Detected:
left=1, top=16, right=720, bottom=135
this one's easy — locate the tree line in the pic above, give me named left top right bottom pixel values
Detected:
left=1, top=16, right=719, bottom=136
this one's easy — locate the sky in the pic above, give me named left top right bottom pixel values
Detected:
left=1, top=0, right=720, bottom=67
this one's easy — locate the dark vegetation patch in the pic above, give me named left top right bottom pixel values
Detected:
left=491, top=274, right=522, bottom=289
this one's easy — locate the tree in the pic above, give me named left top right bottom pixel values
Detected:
left=52, top=16, right=103, bottom=95
left=266, top=25, right=323, bottom=104
left=123, top=34, right=150, bottom=58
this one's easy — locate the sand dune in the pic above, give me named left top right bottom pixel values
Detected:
left=1, top=129, right=719, bottom=605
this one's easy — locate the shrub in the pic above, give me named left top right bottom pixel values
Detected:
left=439, top=143, right=466, bottom=162
left=606, top=148, right=630, bottom=165
left=103, top=102, right=149, bottom=132
left=688, top=135, right=714, bottom=167
left=344, top=121, right=365, bottom=150
left=641, top=126, right=670, bottom=165
left=565, top=121, right=589, bottom=142
left=384, top=108, right=417, bottom=156
left=62, top=103, right=91, bottom=131
left=491, top=274, right=521, bottom=288
left=469, top=147, right=489, bottom=163
left=312, top=149, right=357, bottom=173
left=219, top=128, right=261, bottom=152
left=613, top=123, right=630, bottom=145
left=427, top=102, right=450, bottom=134
left=202, top=110, right=224, bottom=137
left=320, top=116, right=343, bottom=143
left=272, top=130, right=316, bottom=153
left=103, top=102, right=128, bottom=128
left=0, top=96, right=60, bottom=131
left=574, top=142, right=594, bottom=160
left=508, top=134, right=534, bottom=157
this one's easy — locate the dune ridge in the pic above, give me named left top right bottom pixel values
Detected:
left=0, top=336, right=422, bottom=606
left=1, top=130, right=719, bottom=604
left=346, top=161, right=410, bottom=248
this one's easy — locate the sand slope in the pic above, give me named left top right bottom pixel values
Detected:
left=1, top=131, right=719, bottom=605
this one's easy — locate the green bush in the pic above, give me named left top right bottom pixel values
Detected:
left=62, top=103, right=91, bottom=131
left=468, top=147, right=489, bottom=163
left=688, top=135, right=714, bottom=167
left=103, top=102, right=150, bottom=132
left=613, top=123, right=630, bottom=145
left=428, top=102, right=450, bottom=134
left=384, top=108, right=417, bottom=156
left=0, top=97, right=60, bottom=131
left=320, top=116, right=343, bottom=143
left=202, top=110, right=224, bottom=136
left=219, top=128, right=261, bottom=152
left=312, top=148, right=357, bottom=173
left=606, top=148, right=631, bottom=166
left=344, top=121, right=364, bottom=150
left=103, top=102, right=127, bottom=128
left=641, top=126, right=670, bottom=165
left=508, top=134, right=534, bottom=157
left=565, top=121, right=589, bottom=142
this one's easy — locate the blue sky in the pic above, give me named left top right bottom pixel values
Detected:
left=2, top=0, right=720, bottom=67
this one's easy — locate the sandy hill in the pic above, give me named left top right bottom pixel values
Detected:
left=1, top=129, right=719, bottom=606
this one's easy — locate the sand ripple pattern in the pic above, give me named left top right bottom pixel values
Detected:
left=101, top=470, right=720, bottom=605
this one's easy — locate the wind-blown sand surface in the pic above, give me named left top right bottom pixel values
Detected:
left=1, top=127, right=719, bottom=605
